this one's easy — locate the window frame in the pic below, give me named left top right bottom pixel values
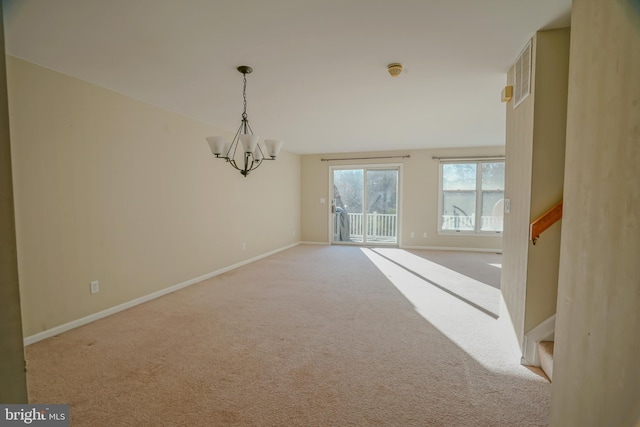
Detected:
left=437, top=159, right=505, bottom=236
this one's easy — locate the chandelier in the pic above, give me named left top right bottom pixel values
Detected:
left=206, top=66, right=283, bottom=177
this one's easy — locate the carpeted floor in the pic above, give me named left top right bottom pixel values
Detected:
left=25, top=245, right=550, bottom=426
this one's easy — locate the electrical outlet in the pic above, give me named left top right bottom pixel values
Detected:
left=242, top=242, right=246, bottom=250
left=90, top=280, right=99, bottom=294
left=410, top=232, right=415, bottom=238
left=423, top=232, right=428, bottom=238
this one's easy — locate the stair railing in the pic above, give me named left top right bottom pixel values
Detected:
left=530, top=201, right=563, bottom=245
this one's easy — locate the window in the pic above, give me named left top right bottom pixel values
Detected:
left=438, top=160, right=505, bottom=234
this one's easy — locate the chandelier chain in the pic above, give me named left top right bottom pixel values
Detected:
left=242, top=72, right=248, bottom=120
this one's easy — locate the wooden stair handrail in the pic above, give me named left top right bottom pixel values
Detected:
left=530, top=201, right=563, bottom=245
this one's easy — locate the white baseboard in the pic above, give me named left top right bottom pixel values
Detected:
left=300, top=242, right=500, bottom=253
left=522, top=314, right=556, bottom=367
left=24, top=242, right=300, bottom=346
left=401, top=245, right=502, bottom=254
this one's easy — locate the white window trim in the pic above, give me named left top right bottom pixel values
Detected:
left=437, top=159, right=504, bottom=236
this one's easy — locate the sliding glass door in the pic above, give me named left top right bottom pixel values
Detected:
left=332, top=167, right=399, bottom=245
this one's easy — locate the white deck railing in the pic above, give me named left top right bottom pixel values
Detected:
left=345, top=213, right=397, bottom=241
left=335, top=213, right=503, bottom=242
left=441, top=215, right=503, bottom=231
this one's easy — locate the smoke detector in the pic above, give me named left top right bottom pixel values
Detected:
left=387, top=63, right=403, bottom=78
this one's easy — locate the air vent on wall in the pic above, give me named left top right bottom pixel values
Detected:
left=514, top=39, right=532, bottom=108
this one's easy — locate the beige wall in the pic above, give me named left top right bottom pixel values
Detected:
left=501, top=37, right=536, bottom=348
left=0, top=5, right=28, bottom=402
left=301, top=147, right=504, bottom=250
left=7, top=57, right=300, bottom=337
left=524, top=28, right=570, bottom=333
left=501, top=29, right=569, bottom=348
left=551, top=1, right=640, bottom=425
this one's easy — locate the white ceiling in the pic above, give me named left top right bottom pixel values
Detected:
left=2, top=0, right=571, bottom=154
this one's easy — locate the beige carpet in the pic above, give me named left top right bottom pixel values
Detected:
left=26, top=245, right=550, bottom=426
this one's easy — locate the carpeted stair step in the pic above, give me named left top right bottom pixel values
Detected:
left=538, top=341, right=554, bottom=381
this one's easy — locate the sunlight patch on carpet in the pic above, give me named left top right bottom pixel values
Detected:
left=361, top=248, right=525, bottom=376
left=372, top=248, right=500, bottom=317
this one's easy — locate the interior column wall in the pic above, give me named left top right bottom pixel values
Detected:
left=550, top=1, right=640, bottom=425
left=524, top=28, right=570, bottom=333
left=500, top=38, right=536, bottom=349
left=501, top=29, right=570, bottom=350
left=0, top=4, right=28, bottom=403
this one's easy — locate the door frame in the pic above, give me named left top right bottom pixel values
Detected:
left=328, top=163, right=403, bottom=247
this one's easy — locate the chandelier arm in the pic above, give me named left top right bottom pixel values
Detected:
left=245, top=152, right=251, bottom=173
left=230, top=140, right=239, bottom=162
left=246, top=122, right=273, bottom=161
left=227, top=158, right=241, bottom=171
left=246, top=121, right=255, bottom=135
left=248, top=157, right=262, bottom=172
left=238, top=152, right=256, bottom=177
left=224, top=122, right=243, bottom=159
left=231, top=139, right=241, bottom=161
